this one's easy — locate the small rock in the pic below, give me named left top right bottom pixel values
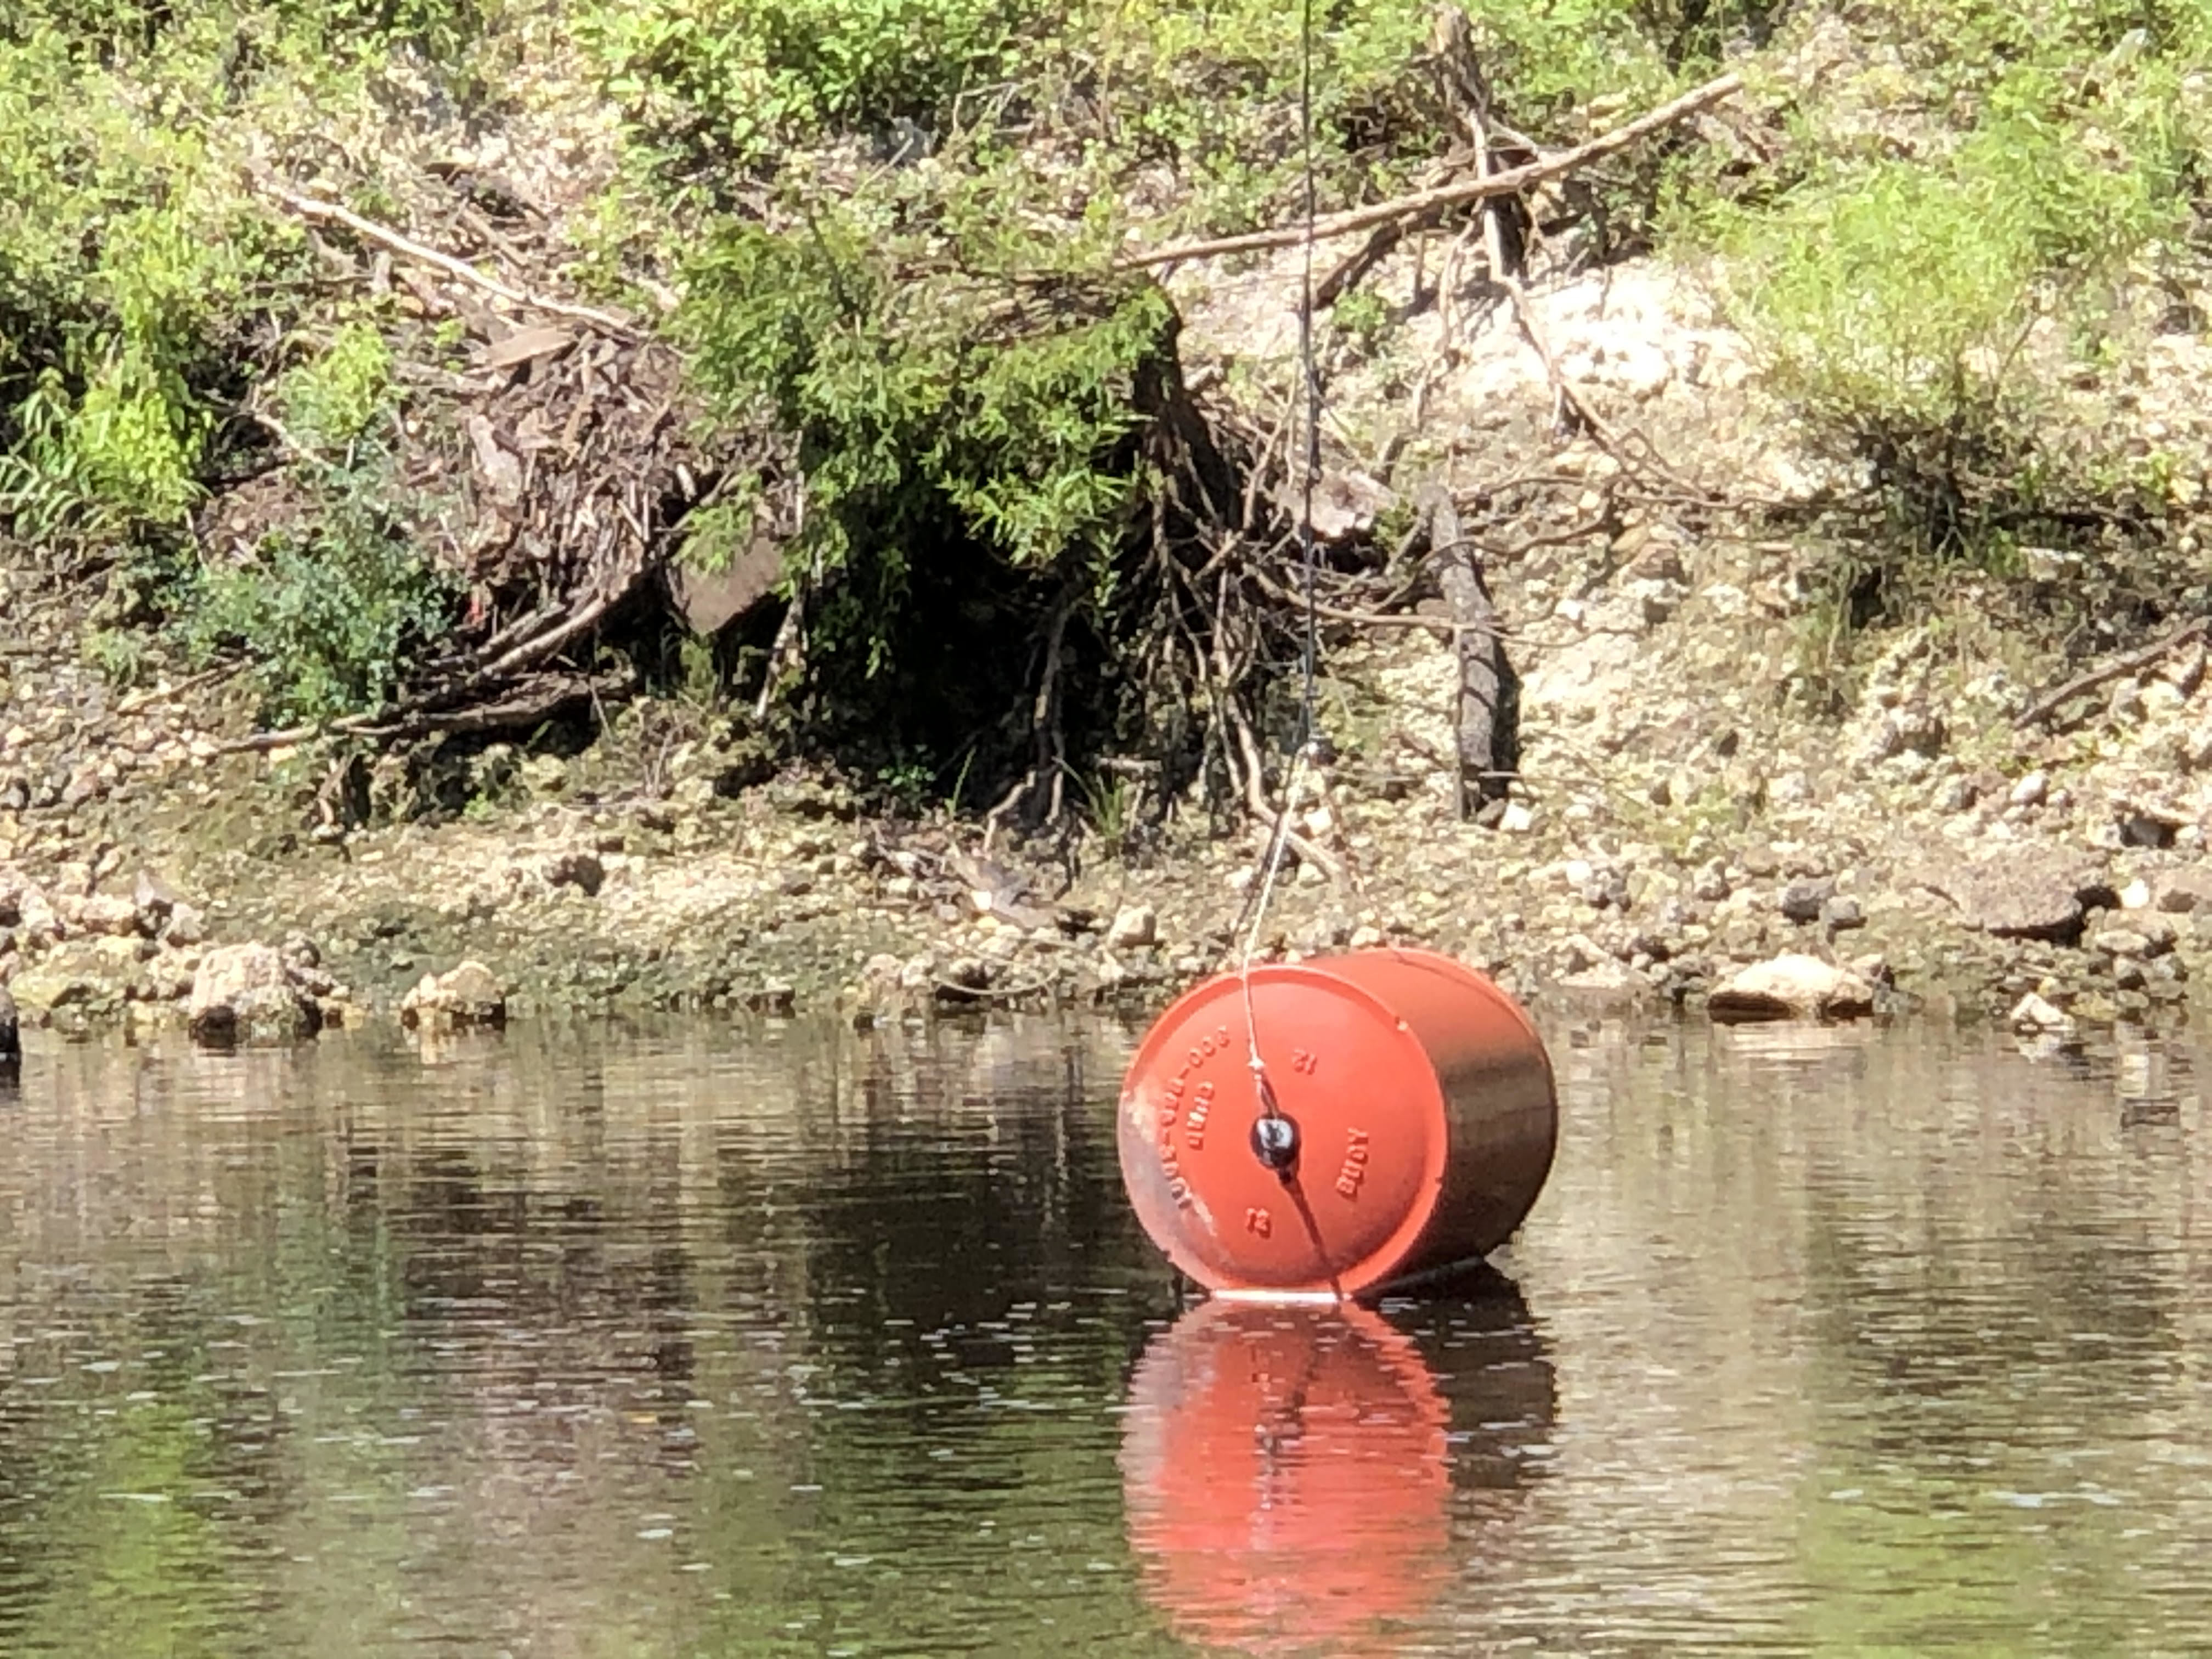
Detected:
left=280, top=932, right=321, bottom=970
left=1708, top=953, right=1876, bottom=1023
left=0, top=986, right=17, bottom=1079
left=935, top=957, right=994, bottom=1002
left=545, top=850, right=606, bottom=897
left=2009, top=770, right=2050, bottom=809
left=15, top=887, right=58, bottom=946
left=2118, top=810, right=2181, bottom=850
left=2089, top=927, right=2153, bottom=960
left=1916, top=853, right=2116, bottom=944
left=2010, top=992, right=2075, bottom=1036
left=743, top=983, right=797, bottom=1015
left=78, top=894, right=140, bottom=936
left=1348, top=924, right=1385, bottom=950
left=2119, top=878, right=2153, bottom=911
left=1106, top=904, right=1158, bottom=950
left=1779, top=876, right=1836, bottom=924
left=8, top=943, right=120, bottom=1019
left=1821, top=895, right=1865, bottom=932
left=132, top=869, right=180, bottom=929
left=162, top=903, right=207, bottom=949
left=1557, top=960, right=1646, bottom=1001
left=1935, top=776, right=1979, bottom=814
left=2154, top=870, right=2212, bottom=913
left=399, top=960, right=508, bottom=1032
left=1497, top=802, right=1536, bottom=833
left=2094, top=916, right=2176, bottom=958
left=188, top=943, right=323, bottom=1048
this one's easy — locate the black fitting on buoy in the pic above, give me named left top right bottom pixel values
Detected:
left=1250, top=1111, right=1300, bottom=1173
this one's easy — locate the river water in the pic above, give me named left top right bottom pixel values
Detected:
left=1, top=1013, right=2207, bottom=1656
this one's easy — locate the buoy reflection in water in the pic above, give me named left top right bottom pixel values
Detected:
left=1120, top=1278, right=1553, bottom=1656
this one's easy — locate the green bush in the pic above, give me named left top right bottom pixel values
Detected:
left=580, top=0, right=1028, bottom=179
left=581, top=0, right=1713, bottom=231
left=276, top=319, right=395, bottom=454
left=184, top=460, right=457, bottom=725
left=0, top=3, right=494, bottom=545
left=0, top=27, right=268, bottom=536
left=1705, top=14, right=2203, bottom=558
left=681, top=200, right=1171, bottom=668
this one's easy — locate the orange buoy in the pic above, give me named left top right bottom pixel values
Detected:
left=1120, top=1299, right=1455, bottom=1657
left=1116, top=947, right=1555, bottom=1299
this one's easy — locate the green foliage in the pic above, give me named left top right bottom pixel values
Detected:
left=580, top=0, right=1024, bottom=176
left=681, top=203, right=1172, bottom=670
left=0, top=1, right=497, bottom=545
left=1704, top=2, right=2208, bottom=571
left=1331, top=287, right=1395, bottom=359
left=1070, top=763, right=1135, bottom=849
left=0, top=25, right=277, bottom=537
left=183, top=461, right=457, bottom=724
left=277, top=320, right=395, bottom=454
left=2, top=0, right=494, bottom=59
left=579, top=0, right=1708, bottom=230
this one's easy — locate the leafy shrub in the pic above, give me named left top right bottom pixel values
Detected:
left=0, top=0, right=498, bottom=546
left=581, top=0, right=1028, bottom=177
left=2, top=32, right=230, bottom=531
left=682, top=200, right=1171, bottom=635
left=184, top=460, right=458, bottom=724
left=1706, top=20, right=2202, bottom=560
left=580, top=0, right=1713, bottom=230
left=277, top=320, right=394, bottom=454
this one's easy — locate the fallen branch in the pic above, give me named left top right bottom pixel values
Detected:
left=2014, top=618, right=2209, bottom=729
left=255, top=180, right=644, bottom=341
left=218, top=595, right=619, bottom=754
left=115, top=661, right=243, bottom=715
left=934, top=971, right=1061, bottom=1005
left=1118, top=72, right=1743, bottom=270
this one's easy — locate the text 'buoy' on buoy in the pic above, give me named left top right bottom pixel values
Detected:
left=1116, top=948, right=1556, bottom=1300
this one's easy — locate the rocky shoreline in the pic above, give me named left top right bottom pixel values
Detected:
left=4, top=644, right=2210, bottom=1056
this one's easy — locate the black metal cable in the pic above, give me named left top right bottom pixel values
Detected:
left=1295, top=0, right=1321, bottom=752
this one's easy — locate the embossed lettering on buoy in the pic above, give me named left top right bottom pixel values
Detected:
left=1116, top=949, right=1557, bottom=1299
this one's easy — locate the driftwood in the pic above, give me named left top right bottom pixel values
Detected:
left=256, top=182, right=645, bottom=340
left=2014, top=618, right=2210, bottom=729
left=212, top=176, right=740, bottom=755
left=1119, top=71, right=1743, bottom=270
left=1409, top=482, right=1515, bottom=817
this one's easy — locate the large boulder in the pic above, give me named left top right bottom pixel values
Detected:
left=187, top=943, right=323, bottom=1048
left=1709, top=953, right=1876, bottom=1023
left=399, top=961, right=507, bottom=1032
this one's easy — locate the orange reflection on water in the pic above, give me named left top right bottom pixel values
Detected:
left=1120, top=1298, right=1458, bottom=1657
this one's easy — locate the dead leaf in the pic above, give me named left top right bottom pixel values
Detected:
left=480, top=325, right=575, bottom=371
left=466, top=413, right=524, bottom=507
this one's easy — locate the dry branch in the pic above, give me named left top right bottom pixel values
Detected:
left=2015, top=619, right=2209, bottom=729
left=1118, top=72, right=1743, bottom=270
left=257, top=181, right=645, bottom=340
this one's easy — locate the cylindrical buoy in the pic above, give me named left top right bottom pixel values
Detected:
left=1116, top=947, right=1556, bottom=1299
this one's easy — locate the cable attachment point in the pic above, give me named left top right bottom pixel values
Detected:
left=1250, top=1110, right=1300, bottom=1174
